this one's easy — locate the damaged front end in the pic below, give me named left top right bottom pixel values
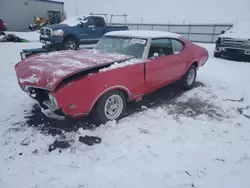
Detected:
left=23, top=86, right=66, bottom=120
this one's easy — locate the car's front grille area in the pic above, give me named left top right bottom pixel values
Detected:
left=40, top=27, right=52, bottom=37
left=24, top=87, right=49, bottom=101
left=222, top=37, right=246, bottom=46
left=45, top=28, right=52, bottom=36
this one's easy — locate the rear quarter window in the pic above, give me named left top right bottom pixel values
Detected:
left=171, top=39, right=185, bottom=54
left=94, top=17, right=105, bottom=27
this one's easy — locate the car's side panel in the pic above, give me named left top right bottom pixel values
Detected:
left=145, top=55, right=178, bottom=91
left=171, top=42, right=191, bottom=77
left=53, top=62, right=146, bottom=117
left=144, top=38, right=195, bottom=93
left=143, top=39, right=208, bottom=96
left=181, top=38, right=208, bottom=69
left=170, top=53, right=188, bottom=78
left=195, top=44, right=209, bottom=67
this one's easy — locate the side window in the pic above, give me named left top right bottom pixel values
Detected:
left=86, top=17, right=95, bottom=27
left=95, top=17, right=105, bottom=27
left=171, top=39, right=184, bottom=54
left=148, top=38, right=173, bottom=58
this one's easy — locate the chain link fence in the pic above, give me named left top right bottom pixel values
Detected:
left=113, top=23, right=233, bottom=43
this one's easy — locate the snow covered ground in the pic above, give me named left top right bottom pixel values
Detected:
left=5, top=31, right=40, bottom=42
left=0, top=36, right=250, bottom=188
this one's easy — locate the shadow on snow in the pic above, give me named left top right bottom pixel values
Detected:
left=15, top=81, right=205, bottom=136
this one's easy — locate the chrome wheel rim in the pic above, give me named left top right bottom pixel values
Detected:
left=187, top=69, right=196, bottom=85
left=104, top=95, right=123, bottom=120
left=66, top=41, right=76, bottom=50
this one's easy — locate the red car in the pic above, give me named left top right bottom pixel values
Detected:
left=0, top=18, right=7, bottom=31
left=15, top=30, right=208, bottom=124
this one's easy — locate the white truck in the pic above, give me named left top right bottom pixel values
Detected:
left=214, top=23, right=250, bottom=61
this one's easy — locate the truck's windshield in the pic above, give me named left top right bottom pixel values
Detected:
left=94, top=36, right=147, bottom=59
left=227, top=23, right=250, bottom=33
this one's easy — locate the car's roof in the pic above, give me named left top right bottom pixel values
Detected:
left=105, top=30, right=181, bottom=39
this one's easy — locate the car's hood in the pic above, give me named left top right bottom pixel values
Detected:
left=220, top=32, right=250, bottom=40
left=15, top=49, right=133, bottom=91
left=43, top=24, right=71, bottom=30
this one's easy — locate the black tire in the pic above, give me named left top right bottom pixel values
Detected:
left=91, top=90, right=127, bottom=125
left=63, top=37, right=79, bottom=50
left=181, top=65, right=197, bottom=90
left=214, top=52, right=221, bottom=58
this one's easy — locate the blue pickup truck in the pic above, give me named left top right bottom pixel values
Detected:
left=39, top=15, right=129, bottom=50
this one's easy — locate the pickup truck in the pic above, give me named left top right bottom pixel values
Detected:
left=214, top=23, right=250, bottom=61
left=39, top=15, right=129, bottom=50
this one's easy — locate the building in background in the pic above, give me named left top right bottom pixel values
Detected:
left=0, top=0, right=64, bottom=31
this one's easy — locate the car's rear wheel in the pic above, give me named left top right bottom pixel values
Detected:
left=91, top=90, right=126, bottom=125
left=181, top=65, right=197, bottom=90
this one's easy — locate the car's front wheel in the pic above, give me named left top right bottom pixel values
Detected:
left=91, top=90, right=127, bottom=125
left=63, top=38, right=78, bottom=50
left=181, top=65, right=197, bottom=90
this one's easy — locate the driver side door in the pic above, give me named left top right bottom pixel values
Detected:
left=78, top=17, right=98, bottom=43
left=145, top=38, right=179, bottom=92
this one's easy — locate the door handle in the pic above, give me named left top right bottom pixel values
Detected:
left=92, top=28, right=96, bottom=31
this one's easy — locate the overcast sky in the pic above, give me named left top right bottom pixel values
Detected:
left=61, top=0, right=250, bottom=24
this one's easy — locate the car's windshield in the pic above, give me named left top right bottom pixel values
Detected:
left=94, top=36, right=148, bottom=59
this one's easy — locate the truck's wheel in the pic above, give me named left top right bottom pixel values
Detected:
left=181, top=65, right=197, bottom=90
left=63, top=38, right=78, bottom=50
left=91, top=90, right=126, bottom=125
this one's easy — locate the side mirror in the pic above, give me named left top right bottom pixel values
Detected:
left=221, top=30, right=225, bottom=34
left=78, top=22, right=84, bottom=27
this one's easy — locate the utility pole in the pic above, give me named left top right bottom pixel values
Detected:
left=76, top=4, right=79, bottom=16
left=141, top=14, right=144, bottom=23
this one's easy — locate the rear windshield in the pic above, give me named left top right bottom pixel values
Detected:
left=94, top=36, right=147, bottom=59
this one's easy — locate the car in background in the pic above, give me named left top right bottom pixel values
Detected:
left=15, top=30, right=208, bottom=124
left=39, top=14, right=129, bottom=50
left=214, top=23, right=250, bottom=61
left=0, top=18, right=7, bottom=31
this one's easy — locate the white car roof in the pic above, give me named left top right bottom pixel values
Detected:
left=105, top=30, right=181, bottom=39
